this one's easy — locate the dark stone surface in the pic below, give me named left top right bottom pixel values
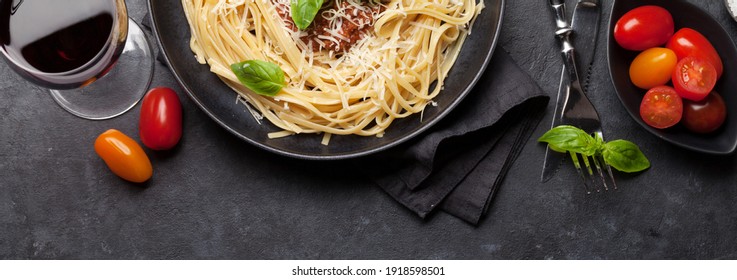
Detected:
left=1, top=0, right=736, bottom=259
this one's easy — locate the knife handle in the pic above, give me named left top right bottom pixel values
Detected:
left=549, top=0, right=569, bottom=31
left=549, top=0, right=583, bottom=89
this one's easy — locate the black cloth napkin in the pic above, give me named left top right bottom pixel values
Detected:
left=358, top=50, right=548, bottom=225
left=141, top=15, right=548, bottom=225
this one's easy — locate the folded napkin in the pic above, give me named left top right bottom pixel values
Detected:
left=141, top=16, right=548, bottom=225
left=357, top=50, right=548, bottom=225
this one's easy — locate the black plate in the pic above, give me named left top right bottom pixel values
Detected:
left=148, top=0, right=504, bottom=160
left=608, top=0, right=737, bottom=155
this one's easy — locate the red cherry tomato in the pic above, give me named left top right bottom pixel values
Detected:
left=614, top=5, right=674, bottom=51
left=640, top=86, right=683, bottom=129
left=139, top=87, right=183, bottom=150
left=672, top=56, right=717, bottom=102
left=682, top=91, right=727, bottom=133
left=95, top=129, right=153, bottom=183
left=666, top=28, right=723, bottom=79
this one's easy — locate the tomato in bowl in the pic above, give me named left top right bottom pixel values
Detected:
left=607, top=0, right=737, bottom=154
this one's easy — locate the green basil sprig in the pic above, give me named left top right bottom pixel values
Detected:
left=538, top=125, right=650, bottom=173
left=291, top=0, right=324, bottom=30
left=230, top=60, right=286, bottom=96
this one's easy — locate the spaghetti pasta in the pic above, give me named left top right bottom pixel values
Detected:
left=182, top=0, right=483, bottom=142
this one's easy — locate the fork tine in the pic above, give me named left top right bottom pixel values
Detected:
left=580, top=154, right=600, bottom=193
left=600, top=155, right=618, bottom=190
left=569, top=152, right=592, bottom=194
left=591, top=155, right=608, bottom=191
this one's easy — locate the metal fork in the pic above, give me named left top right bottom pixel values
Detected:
left=549, top=0, right=616, bottom=193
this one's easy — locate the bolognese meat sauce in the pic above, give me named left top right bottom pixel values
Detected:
left=275, top=0, right=387, bottom=52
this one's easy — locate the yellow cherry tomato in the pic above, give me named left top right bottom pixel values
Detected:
left=94, top=129, right=153, bottom=183
left=629, top=47, right=678, bottom=90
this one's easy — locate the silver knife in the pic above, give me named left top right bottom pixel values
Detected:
left=541, top=0, right=601, bottom=182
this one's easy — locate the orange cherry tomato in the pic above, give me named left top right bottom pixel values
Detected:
left=94, top=129, right=153, bottom=183
left=629, top=47, right=678, bottom=90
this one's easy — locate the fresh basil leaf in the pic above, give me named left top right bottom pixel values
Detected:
left=230, top=60, right=285, bottom=96
left=602, top=140, right=651, bottom=173
left=291, top=0, right=324, bottom=30
left=537, top=125, right=599, bottom=156
left=594, top=132, right=605, bottom=147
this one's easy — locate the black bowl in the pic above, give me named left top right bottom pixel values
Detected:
left=608, top=0, right=737, bottom=154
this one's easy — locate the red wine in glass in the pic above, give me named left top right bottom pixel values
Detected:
left=0, top=0, right=154, bottom=120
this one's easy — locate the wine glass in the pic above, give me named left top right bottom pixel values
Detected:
left=0, top=0, right=153, bottom=120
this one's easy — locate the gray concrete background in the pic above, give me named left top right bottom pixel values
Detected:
left=1, top=0, right=736, bottom=259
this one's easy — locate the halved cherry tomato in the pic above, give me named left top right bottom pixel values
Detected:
left=672, top=56, right=717, bottom=102
left=666, top=28, right=723, bottom=79
left=139, top=87, right=183, bottom=150
left=629, top=47, right=677, bottom=89
left=95, top=129, right=153, bottom=183
left=614, top=5, right=674, bottom=51
left=682, top=91, right=727, bottom=134
left=640, top=86, right=683, bottom=129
